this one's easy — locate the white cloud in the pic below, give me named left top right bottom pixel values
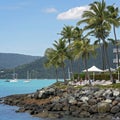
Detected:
left=57, top=6, right=90, bottom=20
left=44, top=8, right=58, bottom=13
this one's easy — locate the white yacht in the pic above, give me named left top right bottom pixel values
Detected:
left=24, top=71, right=30, bottom=82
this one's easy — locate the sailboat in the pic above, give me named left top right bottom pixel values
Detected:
left=10, top=70, right=18, bottom=82
left=24, top=71, right=30, bottom=82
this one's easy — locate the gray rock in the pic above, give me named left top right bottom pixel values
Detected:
left=69, top=105, right=79, bottom=112
left=103, top=89, right=112, bottom=97
left=116, top=97, right=120, bottom=102
left=98, top=102, right=111, bottom=113
left=89, top=105, right=98, bottom=113
left=80, top=103, right=90, bottom=111
left=104, top=99, right=112, bottom=103
left=94, top=89, right=105, bottom=98
left=113, top=90, right=120, bottom=96
left=111, top=105, right=120, bottom=114
left=68, top=96, right=77, bottom=105
left=88, top=99, right=97, bottom=105
left=80, top=96, right=89, bottom=102
left=52, top=103, right=63, bottom=111
left=115, top=112, right=120, bottom=118
left=16, top=107, right=26, bottom=112
left=79, top=111, right=90, bottom=118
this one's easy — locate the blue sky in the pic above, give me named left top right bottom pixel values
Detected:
left=0, top=0, right=119, bottom=56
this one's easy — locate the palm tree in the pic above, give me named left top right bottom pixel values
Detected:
left=72, top=27, right=85, bottom=80
left=107, top=5, right=120, bottom=81
left=60, top=25, right=74, bottom=80
left=80, top=39, right=95, bottom=84
left=77, top=0, right=115, bottom=83
left=53, top=39, right=68, bottom=82
left=60, top=25, right=74, bottom=45
left=44, top=48, right=60, bottom=82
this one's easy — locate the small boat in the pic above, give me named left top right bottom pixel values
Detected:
left=24, top=71, right=30, bottom=83
left=9, top=79, right=18, bottom=82
left=10, top=70, right=18, bottom=82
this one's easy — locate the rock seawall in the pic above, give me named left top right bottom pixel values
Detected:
left=1, top=83, right=120, bottom=120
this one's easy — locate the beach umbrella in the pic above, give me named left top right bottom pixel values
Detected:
left=103, top=68, right=116, bottom=72
left=83, top=65, right=103, bottom=80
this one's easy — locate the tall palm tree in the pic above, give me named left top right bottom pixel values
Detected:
left=107, top=5, right=120, bottom=81
left=80, top=39, right=95, bottom=84
left=72, top=27, right=85, bottom=80
left=60, top=25, right=74, bottom=45
left=77, top=0, right=115, bottom=83
left=53, top=39, right=68, bottom=82
left=44, top=48, right=60, bottom=82
left=60, top=25, right=74, bottom=80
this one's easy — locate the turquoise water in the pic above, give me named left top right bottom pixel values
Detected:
left=0, top=79, right=90, bottom=120
left=0, top=79, right=56, bottom=120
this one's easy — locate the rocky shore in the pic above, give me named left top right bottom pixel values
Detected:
left=0, top=82, right=120, bottom=120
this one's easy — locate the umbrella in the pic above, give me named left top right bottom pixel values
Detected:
left=104, top=68, right=116, bottom=72
left=83, top=65, right=103, bottom=80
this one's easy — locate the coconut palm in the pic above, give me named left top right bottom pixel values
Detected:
left=107, top=5, right=120, bottom=75
left=53, top=38, right=68, bottom=82
left=44, top=48, right=60, bottom=82
left=77, top=0, right=115, bottom=83
left=60, top=25, right=74, bottom=80
left=60, top=25, right=74, bottom=45
left=72, top=27, right=85, bottom=80
left=80, top=39, right=95, bottom=84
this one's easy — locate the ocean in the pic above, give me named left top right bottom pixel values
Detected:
left=0, top=79, right=91, bottom=120
left=0, top=79, right=56, bottom=120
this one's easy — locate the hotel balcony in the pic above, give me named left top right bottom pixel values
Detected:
left=113, top=48, right=120, bottom=53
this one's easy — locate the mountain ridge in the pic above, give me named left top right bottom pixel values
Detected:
left=0, top=43, right=117, bottom=79
left=0, top=53, right=40, bottom=69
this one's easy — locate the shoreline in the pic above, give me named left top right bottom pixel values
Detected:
left=0, top=82, right=120, bottom=120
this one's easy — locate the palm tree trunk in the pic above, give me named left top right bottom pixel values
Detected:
left=55, top=68, right=58, bottom=82
left=102, top=43, right=107, bottom=70
left=103, top=41, right=115, bottom=83
left=68, top=40, right=74, bottom=80
left=77, top=58, right=81, bottom=81
left=62, top=62, right=66, bottom=83
left=84, top=56, right=91, bottom=84
left=98, top=40, right=106, bottom=70
left=70, top=60, right=74, bottom=80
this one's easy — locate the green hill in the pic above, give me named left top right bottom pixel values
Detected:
left=0, top=44, right=117, bottom=79
left=0, top=53, right=39, bottom=69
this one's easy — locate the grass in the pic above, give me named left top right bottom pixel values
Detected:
left=52, top=81, right=120, bottom=90
left=52, top=81, right=67, bottom=89
left=93, top=83, right=120, bottom=89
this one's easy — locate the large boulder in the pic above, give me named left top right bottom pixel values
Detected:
left=113, top=90, right=120, bottom=96
left=97, top=102, right=111, bottom=113
left=94, top=89, right=105, bottom=98
left=110, top=105, right=120, bottom=114
left=89, top=105, right=98, bottom=113
left=80, top=96, right=89, bottom=102
left=34, top=87, right=56, bottom=99
left=88, top=98, right=97, bottom=105
left=68, top=96, right=77, bottom=105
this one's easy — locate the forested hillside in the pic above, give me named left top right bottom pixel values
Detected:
left=0, top=53, right=39, bottom=68
left=0, top=44, right=117, bottom=79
